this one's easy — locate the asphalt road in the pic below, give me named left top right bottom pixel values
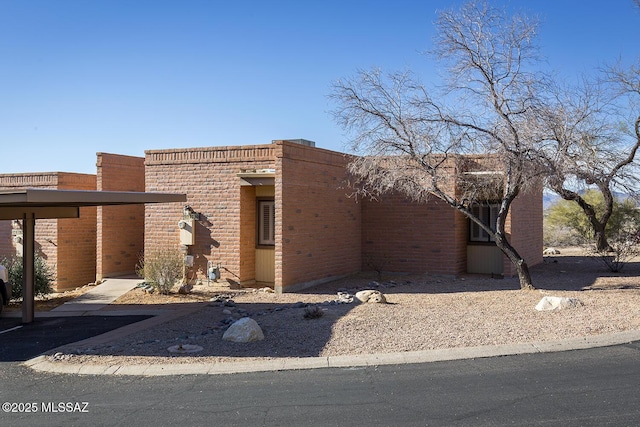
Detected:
left=2, top=340, right=640, bottom=426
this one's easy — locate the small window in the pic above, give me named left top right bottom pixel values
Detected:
left=258, top=200, right=275, bottom=246
left=469, top=204, right=499, bottom=243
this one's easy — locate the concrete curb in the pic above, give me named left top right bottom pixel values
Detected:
left=23, top=329, right=640, bottom=377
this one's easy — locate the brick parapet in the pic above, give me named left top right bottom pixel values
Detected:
left=145, top=145, right=276, bottom=166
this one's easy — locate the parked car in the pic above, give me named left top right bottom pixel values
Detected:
left=0, top=265, right=11, bottom=314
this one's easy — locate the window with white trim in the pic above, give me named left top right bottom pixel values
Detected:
left=469, top=204, right=500, bottom=243
left=258, top=200, right=275, bottom=246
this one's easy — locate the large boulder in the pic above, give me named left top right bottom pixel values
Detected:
left=222, top=317, right=264, bottom=342
left=535, top=296, right=583, bottom=311
left=355, top=290, right=387, bottom=304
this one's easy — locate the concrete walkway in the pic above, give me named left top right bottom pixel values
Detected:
left=50, top=277, right=142, bottom=314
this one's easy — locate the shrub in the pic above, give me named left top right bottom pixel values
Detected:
left=590, top=228, right=640, bottom=273
left=1, top=255, right=54, bottom=300
left=136, top=247, right=184, bottom=295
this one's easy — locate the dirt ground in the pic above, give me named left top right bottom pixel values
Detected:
left=38, top=246, right=640, bottom=365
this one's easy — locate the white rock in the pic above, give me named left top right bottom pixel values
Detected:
left=222, top=317, right=264, bottom=342
left=535, top=296, right=583, bottom=311
left=355, top=290, right=387, bottom=304
left=543, top=247, right=561, bottom=255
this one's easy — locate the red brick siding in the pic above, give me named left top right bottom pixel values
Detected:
left=0, top=172, right=96, bottom=290
left=96, top=153, right=145, bottom=279
left=56, top=173, right=97, bottom=289
left=239, top=186, right=257, bottom=282
left=0, top=174, right=59, bottom=273
left=144, top=145, right=275, bottom=285
left=277, top=142, right=361, bottom=290
left=503, top=184, right=544, bottom=276
left=362, top=194, right=467, bottom=276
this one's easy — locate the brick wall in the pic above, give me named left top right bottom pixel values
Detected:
left=239, top=186, right=257, bottom=282
left=0, top=174, right=59, bottom=273
left=0, top=172, right=97, bottom=290
left=276, top=141, right=361, bottom=291
left=96, top=153, right=145, bottom=280
left=145, top=145, right=276, bottom=285
left=361, top=194, right=468, bottom=276
left=503, top=183, right=544, bottom=276
left=57, top=173, right=97, bottom=289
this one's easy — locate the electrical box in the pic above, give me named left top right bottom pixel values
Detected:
left=178, top=219, right=195, bottom=245
left=184, top=255, right=194, bottom=267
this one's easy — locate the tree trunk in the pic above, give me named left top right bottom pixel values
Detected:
left=594, top=226, right=611, bottom=252
left=495, top=235, right=535, bottom=290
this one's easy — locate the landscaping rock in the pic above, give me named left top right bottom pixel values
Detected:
left=543, top=247, right=561, bottom=255
left=222, top=317, right=264, bottom=342
left=178, top=283, right=193, bottom=294
left=355, top=290, right=387, bottom=304
left=336, top=292, right=354, bottom=304
left=535, top=296, right=583, bottom=311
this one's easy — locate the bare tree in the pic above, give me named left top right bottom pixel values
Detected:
left=541, top=64, right=640, bottom=251
left=331, top=2, right=547, bottom=290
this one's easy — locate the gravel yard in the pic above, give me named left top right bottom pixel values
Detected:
left=48, top=248, right=640, bottom=365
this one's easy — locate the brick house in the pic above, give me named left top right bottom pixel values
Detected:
left=144, top=140, right=542, bottom=292
left=0, top=139, right=542, bottom=293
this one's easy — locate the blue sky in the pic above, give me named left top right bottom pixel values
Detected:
left=1, top=0, right=639, bottom=174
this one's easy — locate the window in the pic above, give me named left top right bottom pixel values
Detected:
left=258, top=200, right=275, bottom=246
left=469, top=204, right=500, bottom=243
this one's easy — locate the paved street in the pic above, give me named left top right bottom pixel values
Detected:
left=2, top=342, right=640, bottom=426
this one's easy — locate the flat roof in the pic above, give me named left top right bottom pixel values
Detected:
left=0, top=188, right=186, bottom=220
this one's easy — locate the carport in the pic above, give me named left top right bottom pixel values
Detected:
left=0, top=188, right=186, bottom=323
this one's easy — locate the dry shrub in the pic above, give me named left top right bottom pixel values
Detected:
left=136, top=247, right=184, bottom=294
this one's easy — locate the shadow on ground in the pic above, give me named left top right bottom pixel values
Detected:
left=0, top=316, right=151, bottom=362
left=7, top=251, right=640, bottom=362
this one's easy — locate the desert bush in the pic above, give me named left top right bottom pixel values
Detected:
left=136, top=247, right=184, bottom=294
left=1, top=255, right=54, bottom=300
left=590, top=228, right=640, bottom=273
left=543, top=220, right=586, bottom=247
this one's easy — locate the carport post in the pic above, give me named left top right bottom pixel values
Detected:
left=22, top=213, right=35, bottom=324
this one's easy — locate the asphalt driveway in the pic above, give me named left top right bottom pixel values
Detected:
left=0, top=315, right=151, bottom=362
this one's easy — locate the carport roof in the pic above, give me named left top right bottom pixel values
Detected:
left=0, top=188, right=186, bottom=220
left=0, top=188, right=186, bottom=324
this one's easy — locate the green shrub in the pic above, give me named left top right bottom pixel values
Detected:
left=1, top=255, right=54, bottom=300
left=136, top=247, right=184, bottom=295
